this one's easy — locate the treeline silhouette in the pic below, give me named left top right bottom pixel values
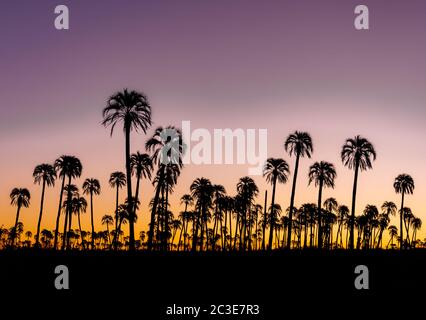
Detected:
left=1, top=89, right=422, bottom=251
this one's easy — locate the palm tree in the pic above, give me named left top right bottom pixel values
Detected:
left=341, top=135, right=376, bottom=249
left=386, top=225, right=398, bottom=249
left=393, top=174, right=414, bottom=249
left=179, top=194, right=193, bottom=251
left=131, top=152, right=153, bottom=217
left=285, top=131, right=313, bottom=249
left=308, top=161, right=336, bottom=249
left=109, top=171, right=126, bottom=237
left=146, top=126, right=185, bottom=250
left=102, top=215, right=114, bottom=245
left=33, top=163, right=56, bottom=247
left=102, top=89, right=152, bottom=250
left=190, top=177, right=214, bottom=251
left=82, top=178, right=101, bottom=249
left=336, top=205, right=349, bottom=248
left=54, top=155, right=83, bottom=250
left=72, top=196, right=88, bottom=249
left=411, top=217, right=422, bottom=246
left=10, top=188, right=31, bottom=246
left=263, top=158, right=289, bottom=250
left=236, top=177, right=259, bottom=250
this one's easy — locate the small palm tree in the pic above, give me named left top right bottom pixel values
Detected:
left=393, top=174, right=414, bottom=249
left=285, top=131, right=313, bottom=249
left=102, top=89, right=152, bottom=250
left=72, top=196, right=88, bottom=249
left=10, top=188, right=31, bottom=246
left=82, top=178, right=101, bottom=249
left=54, top=155, right=83, bottom=250
left=308, top=161, right=336, bottom=249
left=33, top=163, right=56, bottom=247
left=102, top=215, right=114, bottom=245
left=263, top=158, right=289, bottom=250
left=341, top=135, right=376, bottom=249
left=130, top=152, right=153, bottom=217
left=109, top=171, right=126, bottom=235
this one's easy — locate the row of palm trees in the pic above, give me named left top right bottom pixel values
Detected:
left=1, top=192, right=423, bottom=250
left=2, top=88, right=421, bottom=251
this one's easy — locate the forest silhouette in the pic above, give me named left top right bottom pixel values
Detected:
left=1, top=89, right=422, bottom=252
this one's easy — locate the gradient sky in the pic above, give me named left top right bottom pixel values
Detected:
left=1, top=0, right=426, bottom=242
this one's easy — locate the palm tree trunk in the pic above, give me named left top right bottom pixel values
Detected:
left=124, top=124, right=135, bottom=251
left=287, top=153, right=300, bottom=249
left=268, top=178, right=277, bottom=250
left=11, top=205, right=22, bottom=246
left=78, top=212, right=85, bottom=250
left=134, top=173, right=141, bottom=216
left=317, top=179, right=324, bottom=249
left=35, top=179, right=46, bottom=248
left=148, top=166, right=164, bottom=250
left=262, top=190, right=267, bottom=250
left=54, top=177, right=66, bottom=250
left=90, top=192, right=95, bottom=249
left=349, top=161, right=360, bottom=250
left=400, top=191, right=404, bottom=250
left=165, top=184, right=170, bottom=250
left=62, top=175, right=72, bottom=250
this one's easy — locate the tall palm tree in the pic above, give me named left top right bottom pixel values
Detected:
left=236, top=177, right=259, bottom=250
left=179, top=194, right=193, bottom=251
left=393, top=174, right=414, bottom=249
left=146, top=126, right=185, bottom=250
left=102, top=89, right=152, bottom=250
left=10, top=188, right=31, bottom=246
left=82, top=178, right=101, bottom=249
left=341, top=135, right=376, bottom=249
left=263, top=158, right=289, bottom=250
left=109, top=171, right=126, bottom=236
left=101, top=214, right=114, bottom=245
left=131, top=152, right=153, bottom=217
left=33, top=163, right=56, bottom=247
left=308, top=161, right=336, bottom=249
left=190, top=177, right=214, bottom=251
left=285, top=131, right=313, bottom=249
left=54, top=155, right=83, bottom=250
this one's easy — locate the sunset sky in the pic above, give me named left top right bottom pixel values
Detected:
left=1, top=0, right=426, bottom=242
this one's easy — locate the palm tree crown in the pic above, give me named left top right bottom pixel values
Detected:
left=341, top=135, right=376, bottom=171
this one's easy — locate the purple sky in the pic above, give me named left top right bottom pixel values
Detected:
left=1, top=0, right=426, bottom=238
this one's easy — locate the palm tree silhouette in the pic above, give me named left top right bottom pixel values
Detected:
left=190, top=177, right=214, bottom=251
left=54, top=155, right=83, bottom=250
left=83, top=178, right=101, bottom=249
left=71, top=195, right=87, bottom=249
left=131, top=152, right=153, bottom=218
left=9, top=188, right=31, bottom=247
left=33, top=163, right=56, bottom=248
left=102, top=89, right=152, bottom=250
left=146, top=126, right=185, bottom=250
left=393, top=174, right=414, bottom=249
left=308, top=162, right=336, bottom=248
left=178, top=194, right=193, bottom=251
left=263, top=158, right=289, bottom=250
left=285, top=131, right=313, bottom=249
left=236, top=177, right=259, bottom=250
left=101, top=215, right=114, bottom=245
left=341, top=135, right=376, bottom=249
left=109, top=171, right=126, bottom=239
left=386, top=225, right=398, bottom=249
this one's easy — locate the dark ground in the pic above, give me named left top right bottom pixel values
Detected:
left=0, top=249, right=424, bottom=317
